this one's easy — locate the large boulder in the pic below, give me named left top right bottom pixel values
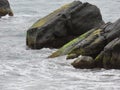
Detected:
left=26, top=1, right=104, bottom=49
left=0, top=0, right=13, bottom=17
left=95, top=38, right=120, bottom=69
left=49, top=19, right=120, bottom=59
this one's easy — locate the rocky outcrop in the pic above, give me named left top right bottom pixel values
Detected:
left=50, top=19, right=120, bottom=69
left=95, top=38, right=120, bottom=69
left=49, top=19, right=120, bottom=59
left=26, top=1, right=104, bottom=49
left=73, top=37, right=120, bottom=69
left=0, top=0, right=13, bottom=17
left=26, top=1, right=120, bottom=69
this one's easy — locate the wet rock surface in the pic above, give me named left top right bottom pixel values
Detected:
left=50, top=19, right=120, bottom=58
left=26, top=1, right=104, bottom=49
left=95, top=38, right=120, bottom=69
left=71, top=56, right=94, bottom=69
left=50, top=18, right=120, bottom=69
left=0, top=0, right=13, bottom=17
left=26, top=1, right=120, bottom=69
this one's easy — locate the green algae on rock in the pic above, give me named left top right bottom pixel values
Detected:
left=48, top=29, right=95, bottom=58
left=49, top=27, right=106, bottom=58
left=50, top=19, right=120, bottom=61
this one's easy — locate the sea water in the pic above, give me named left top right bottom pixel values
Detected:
left=0, top=0, right=120, bottom=90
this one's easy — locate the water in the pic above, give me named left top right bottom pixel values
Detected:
left=0, top=0, right=120, bottom=90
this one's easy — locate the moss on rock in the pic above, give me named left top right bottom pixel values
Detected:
left=30, top=2, right=78, bottom=29
left=27, top=1, right=104, bottom=49
left=48, top=29, right=94, bottom=58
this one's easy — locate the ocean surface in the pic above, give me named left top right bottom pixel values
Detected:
left=0, top=0, right=120, bottom=90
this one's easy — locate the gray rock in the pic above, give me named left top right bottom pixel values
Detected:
left=26, top=1, right=104, bottom=49
left=0, top=0, right=13, bottom=17
left=50, top=19, right=120, bottom=60
left=71, top=56, right=94, bottom=69
left=95, top=38, right=120, bottom=69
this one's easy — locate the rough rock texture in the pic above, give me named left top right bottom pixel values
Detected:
left=26, top=1, right=104, bottom=49
left=49, top=19, right=120, bottom=60
left=0, top=0, right=13, bottom=17
left=71, top=56, right=94, bottom=69
left=50, top=18, right=120, bottom=69
left=95, top=38, right=120, bottom=69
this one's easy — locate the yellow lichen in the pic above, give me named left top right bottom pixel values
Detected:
left=69, top=48, right=85, bottom=56
left=30, top=3, right=72, bottom=29
left=92, top=29, right=102, bottom=35
left=66, top=53, right=78, bottom=59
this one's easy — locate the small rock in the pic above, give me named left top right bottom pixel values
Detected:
left=71, top=56, right=95, bottom=69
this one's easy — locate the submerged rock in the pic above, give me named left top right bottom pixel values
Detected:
left=0, top=0, right=13, bottom=17
left=71, top=56, right=94, bottom=69
left=26, top=1, right=104, bottom=49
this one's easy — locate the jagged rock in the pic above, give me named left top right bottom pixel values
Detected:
left=95, top=38, right=120, bottom=69
left=49, top=23, right=110, bottom=58
left=0, top=0, right=13, bottom=17
left=26, top=1, right=104, bottom=49
left=71, top=56, right=94, bottom=69
left=49, top=19, right=120, bottom=59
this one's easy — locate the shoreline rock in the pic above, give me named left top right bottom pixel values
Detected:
left=49, top=19, right=120, bottom=69
left=0, top=0, right=13, bottom=17
left=71, top=56, right=95, bottom=69
left=26, top=1, right=120, bottom=69
left=95, top=38, right=120, bottom=69
left=26, top=1, right=104, bottom=49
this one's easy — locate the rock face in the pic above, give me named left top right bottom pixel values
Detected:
left=95, top=38, right=120, bottom=69
left=49, top=19, right=120, bottom=59
left=0, top=0, right=13, bottom=17
left=26, top=1, right=104, bottom=49
left=50, top=18, right=120, bottom=69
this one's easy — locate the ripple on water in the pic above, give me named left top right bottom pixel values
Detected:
left=0, top=0, right=120, bottom=90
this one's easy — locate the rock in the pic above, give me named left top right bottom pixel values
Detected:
left=26, top=1, right=104, bottom=49
left=66, top=53, right=79, bottom=59
left=71, top=56, right=94, bottom=69
left=95, top=38, right=120, bottom=69
left=49, top=18, right=120, bottom=59
left=0, top=0, right=13, bottom=17
left=49, top=28, right=96, bottom=58
left=49, top=23, right=110, bottom=58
